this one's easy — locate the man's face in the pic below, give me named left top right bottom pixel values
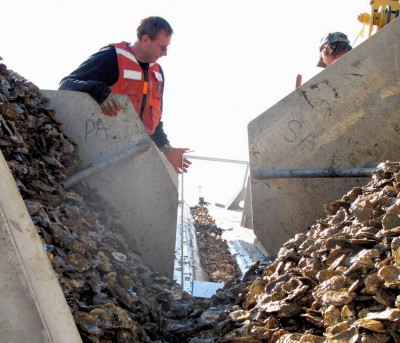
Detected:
left=320, top=45, right=336, bottom=68
left=143, top=30, right=171, bottom=63
left=320, top=44, right=347, bottom=68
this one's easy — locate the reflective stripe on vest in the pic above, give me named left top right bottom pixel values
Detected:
left=110, top=42, right=163, bottom=135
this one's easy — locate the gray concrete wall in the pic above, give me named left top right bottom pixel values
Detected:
left=247, top=18, right=400, bottom=255
left=0, top=152, right=82, bottom=343
left=41, top=90, right=178, bottom=278
left=241, top=177, right=253, bottom=229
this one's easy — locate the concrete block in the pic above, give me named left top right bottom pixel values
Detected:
left=248, top=18, right=400, bottom=255
left=41, top=90, right=178, bottom=278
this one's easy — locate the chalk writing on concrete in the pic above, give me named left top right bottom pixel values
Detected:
left=299, top=132, right=315, bottom=150
left=284, top=119, right=314, bottom=150
left=85, top=118, right=109, bottom=142
left=284, top=120, right=301, bottom=143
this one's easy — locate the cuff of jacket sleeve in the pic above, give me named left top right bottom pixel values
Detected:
left=92, top=82, right=112, bottom=105
left=159, top=144, right=172, bottom=154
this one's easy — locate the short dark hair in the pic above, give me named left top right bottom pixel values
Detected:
left=137, top=16, right=173, bottom=40
left=328, top=41, right=352, bottom=57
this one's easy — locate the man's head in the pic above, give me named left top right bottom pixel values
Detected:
left=136, top=16, right=173, bottom=40
left=317, top=32, right=352, bottom=68
left=135, top=16, right=174, bottom=63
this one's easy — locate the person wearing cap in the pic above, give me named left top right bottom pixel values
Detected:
left=296, top=32, right=352, bottom=88
left=317, top=32, right=352, bottom=68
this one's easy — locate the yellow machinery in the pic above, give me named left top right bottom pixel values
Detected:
left=358, top=0, right=400, bottom=36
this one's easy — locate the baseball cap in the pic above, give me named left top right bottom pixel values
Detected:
left=317, top=32, right=350, bottom=68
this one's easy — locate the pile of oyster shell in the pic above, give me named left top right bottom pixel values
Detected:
left=2, top=58, right=400, bottom=342
left=191, top=205, right=241, bottom=284
left=204, top=161, right=400, bottom=342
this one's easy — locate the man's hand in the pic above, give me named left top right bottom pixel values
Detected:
left=164, top=147, right=192, bottom=174
left=101, top=93, right=121, bottom=116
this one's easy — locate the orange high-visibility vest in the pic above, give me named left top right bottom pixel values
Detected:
left=110, top=42, right=163, bottom=134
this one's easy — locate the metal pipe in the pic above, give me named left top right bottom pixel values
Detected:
left=180, top=154, right=185, bottom=290
left=185, top=154, right=249, bottom=165
left=253, top=167, right=376, bottom=180
left=242, top=164, right=250, bottom=189
left=62, top=139, right=151, bottom=189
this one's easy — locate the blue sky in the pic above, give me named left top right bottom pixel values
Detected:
left=2, top=0, right=370, bottom=205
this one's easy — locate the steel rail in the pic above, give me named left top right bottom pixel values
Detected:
left=185, top=155, right=249, bottom=165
